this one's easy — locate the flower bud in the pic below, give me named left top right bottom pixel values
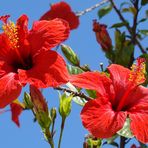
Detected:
left=30, top=85, right=51, bottom=129
left=50, top=107, right=57, bottom=121
left=93, top=20, right=112, bottom=52
left=59, top=93, right=73, bottom=119
left=23, top=92, right=33, bottom=109
left=61, top=44, right=80, bottom=66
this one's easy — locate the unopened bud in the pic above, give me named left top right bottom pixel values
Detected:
left=23, top=92, right=33, bottom=109
left=30, top=85, right=51, bottom=129
left=93, top=20, right=112, bottom=52
left=50, top=107, right=57, bottom=120
left=59, top=93, right=73, bottom=119
left=61, top=44, right=80, bottom=66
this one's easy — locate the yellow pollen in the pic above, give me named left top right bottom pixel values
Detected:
left=2, top=21, right=19, bottom=49
left=129, top=59, right=146, bottom=85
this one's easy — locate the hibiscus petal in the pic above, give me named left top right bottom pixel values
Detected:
left=10, top=102, right=23, bottom=127
left=108, top=64, right=130, bottom=86
left=16, top=14, right=29, bottom=42
left=108, top=64, right=131, bottom=106
left=18, top=50, right=69, bottom=88
left=81, top=98, right=127, bottom=138
left=29, top=18, right=70, bottom=55
left=129, top=113, right=148, bottom=144
left=70, top=72, right=115, bottom=99
left=125, top=86, right=148, bottom=111
left=0, top=73, right=22, bottom=108
left=127, top=86, right=148, bottom=144
left=40, top=1, right=79, bottom=30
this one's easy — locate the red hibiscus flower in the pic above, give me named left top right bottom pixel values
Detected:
left=70, top=59, right=148, bottom=144
left=0, top=15, right=70, bottom=108
left=40, top=1, right=79, bottom=30
left=93, top=20, right=112, bottom=51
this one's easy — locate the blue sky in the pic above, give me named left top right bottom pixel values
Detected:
left=0, top=0, right=147, bottom=148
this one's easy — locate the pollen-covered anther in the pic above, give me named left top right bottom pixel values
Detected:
left=2, top=21, right=19, bottom=49
left=129, top=58, right=146, bottom=84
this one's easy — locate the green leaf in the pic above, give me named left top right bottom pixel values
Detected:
left=67, top=65, right=83, bottom=75
left=111, top=22, right=128, bottom=28
left=139, top=30, right=148, bottom=36
left=141, top=0, right=148, bottom=6
left=98, top=4, right=112, bottom=19
left=114, top=30, right=134, bottom=67
left=139, top=142, right=148, bottom=148
left=86, top=89, right=96, bottom=98
left=138, top=18, right=147, bottom=24
left=117, top=118, right=134, bottom=138
left=120, top=2, right=131, bottom=10
left=122, top=7, right=137, bottom=15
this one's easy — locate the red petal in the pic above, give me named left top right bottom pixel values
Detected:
left=125, top=86, right=148, bottom=111
left=16, top=14, right=29, bottom=42
left=129, top=112, right=148, bottom=144
left=108, top=64, right=130, bottom=87
left=0, top=73, right=22, bottom=108
left=108, top=64, right=131, bottom=106
left=18, top=50, right=69, bottom=88
left=70, top=72, right=115, bottom=100
left=40, top=1, right=79, bottom=30
left=10, top=102, right=23, bottom=127
left=81, top=98, right=127, bottom=138
left=29, top=18, right=70, bottom=55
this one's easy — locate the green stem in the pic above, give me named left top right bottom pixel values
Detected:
left=45, top=129, right=54, bottom=148
left=58, top=118, right=66, bottom=148
left=51, top=118, right=55, bottom=137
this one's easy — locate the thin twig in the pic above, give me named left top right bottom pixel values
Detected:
left=120, top=136, right=126, bottom=148
left=132, top=0, right=139, bottom=44
left=109, top=0, right=146, bottom=54
left=54, top=87, right=92, bottom=101
left=76, top=0, right=110, bottom=16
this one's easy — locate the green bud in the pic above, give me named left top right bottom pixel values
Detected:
left=23, top=92, right=33, bottom=109
left=87, top=138, right=102, bottom=148
left=59, top=93, right=73, bottom=119
left=50, top=107, right=57, bottom=121
left=61, top=44, right=80, bottom=66
left=36, top=111, right=51, bottom=129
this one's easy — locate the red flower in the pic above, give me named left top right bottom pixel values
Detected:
left=70, top=59, right=148, bottom=144
left=40, top=1, right=79, bottom=30
left=10, top=101, right=23, bottom=127
left=93, top=20, right=112, bottom=51
left=0, top=15, right=70, bottom=108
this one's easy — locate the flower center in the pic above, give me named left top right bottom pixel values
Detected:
left=1, top=16, right=27, bottom=68
left=0, top=15, right=33, bottom=72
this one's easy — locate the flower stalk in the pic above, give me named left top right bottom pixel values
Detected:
left=58, top=118, right=66, bottom=148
